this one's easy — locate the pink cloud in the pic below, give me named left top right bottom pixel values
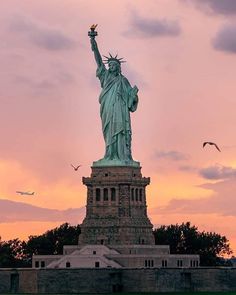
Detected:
left=199, top=164, right=236, bottom=180
left=183, top=0, right=236, bottom=16
left=124, top=10, right=181, bottom=38
left=213, top=23, right=236, bottom=54
left=0, top=199, right=85, bottom=224
left=151, top=178, right=236, bottom=216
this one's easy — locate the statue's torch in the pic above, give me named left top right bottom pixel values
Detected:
left=88, top=24, right=98, bottom=38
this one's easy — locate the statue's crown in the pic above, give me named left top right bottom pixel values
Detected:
left=103, top=53, right=126, bottom=65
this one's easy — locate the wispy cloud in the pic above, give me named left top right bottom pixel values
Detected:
left=151, top=178, right=236, bottom=217
left=178, top=165, right=198, bottom=172
left=13, top=68, right=75, bottom=92
left=9, top=15, right=76, bottom=50
left=212, top=24, right=236, bottom=54
left=155, top=150, right=189, bottom=161
left=182, top=0, right=236, bottom=15
left=199, top=164, right=236, bottom=180
left=0, top=199, right=85, bottom=223
left=124, top=11, right=181, bottom=38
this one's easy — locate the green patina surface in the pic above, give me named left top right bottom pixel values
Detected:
left=89, top=26, right=139, bottom=167
left=93, top=158, right=140, bottom=167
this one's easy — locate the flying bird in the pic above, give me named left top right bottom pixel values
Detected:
left=71, top=164, right=82, bottom=171
left=16, top=191, right=35, bottom=196
left=203, top=142, right=221, bottom=152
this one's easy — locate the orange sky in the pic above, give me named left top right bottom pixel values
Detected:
left=0, top=0, right=236, bottom=255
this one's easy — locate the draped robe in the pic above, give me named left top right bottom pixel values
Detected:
left=96, top=64, right=138, bottom=162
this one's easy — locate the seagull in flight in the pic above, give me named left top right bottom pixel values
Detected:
left=71, top=164, right=82, bottom=171
left=203, top=142, right=221, bottom=152
left=16, top=191, right=35, bottom=196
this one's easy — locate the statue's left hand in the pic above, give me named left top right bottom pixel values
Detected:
left=128, top=86, right=139, bottom=110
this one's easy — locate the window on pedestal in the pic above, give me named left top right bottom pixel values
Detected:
left=131, top=188, right=134, bottom=201
left=103, top=188, right=108, bottom=201
left=177, top=260, right=183, bottom=267
left=96, top=188, right=101, bottom=201
left=135, top=188, right=139, bottom=201
left=95, top=261, right=100, bottom=268
left=145, top=259, right=154, bottom=268
left=190, top=260, right=198, bottom=267
left=138, top=237, right=145, bottom=244
left=66, top=262, right=71, bottom=268
left=41, top=261, right=45, bottom=268
left=139, top=189, right=143, bottom=202
left=111, top=188, right=116, bottom=201
left=162, top=260, right=168, bottom=268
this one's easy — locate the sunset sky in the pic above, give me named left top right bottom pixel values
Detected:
left=0, top=0, right=236, bottom=255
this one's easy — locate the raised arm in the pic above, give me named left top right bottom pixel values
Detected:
left=90, top=37, right=103, bottom=68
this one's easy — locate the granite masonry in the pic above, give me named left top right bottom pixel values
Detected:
left=31, top=166, right=200, bottom=269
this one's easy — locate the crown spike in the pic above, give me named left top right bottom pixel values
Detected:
left=103, top=52, right=126, bottom=65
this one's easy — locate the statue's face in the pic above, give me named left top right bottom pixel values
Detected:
left=108, top=61, right=120, bottom=74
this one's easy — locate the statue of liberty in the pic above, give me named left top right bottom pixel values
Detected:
left=88, top=25, right=140, bottom=167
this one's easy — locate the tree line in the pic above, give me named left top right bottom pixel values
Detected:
left=0, top=222, right=232, bottom=268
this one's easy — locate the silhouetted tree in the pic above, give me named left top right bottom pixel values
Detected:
left=0, top=238, right=28, bottom=267
left=1, top=222, right=232, bottom=268
left=153, top=222, right=232, bottom=266
left=23, top=223, right=81, bottom=263
left=0, top=224, right=81, bottom=267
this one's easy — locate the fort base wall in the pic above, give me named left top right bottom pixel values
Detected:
left=0, top=267, right=236, bottom=293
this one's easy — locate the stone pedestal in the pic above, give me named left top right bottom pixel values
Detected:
left=79, top=166, right=155, bottom=245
